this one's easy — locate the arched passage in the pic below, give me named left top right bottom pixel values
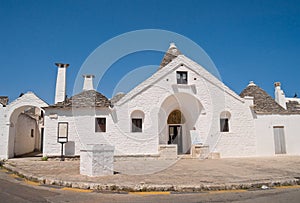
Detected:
left=158, top=93, right=204, bottom=154
left=7, top=92, right=48, bottom=158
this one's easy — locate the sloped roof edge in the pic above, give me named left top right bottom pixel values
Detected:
left=45, top=90, right=110, bottom=109
left=7, top=92, right=48, bottom=109
left=116, top=55, right=245, bottom=106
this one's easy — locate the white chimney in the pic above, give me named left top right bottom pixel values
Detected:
left=82, top=75, right=95, bottom=91
left=274, top=82, right=287, bottom=109
left=54, top=63, right=69, bottom=104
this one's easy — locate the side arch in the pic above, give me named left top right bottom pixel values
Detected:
left=6, top=92, right=48, bottom=158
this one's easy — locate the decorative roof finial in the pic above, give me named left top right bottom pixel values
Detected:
left=274, top=82, right=281, bottom=87
left=169, top=42, right=176, bottom=48
left=248, top=81, right=256, bottom=86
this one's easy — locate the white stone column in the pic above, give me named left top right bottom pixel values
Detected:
left=54, top=63, right=69, bottom=104
left=82, top=75, right=95, bottom=91
left=80, top=144, right=114, bottom=176
left=274, top=82, right=287, bottom=109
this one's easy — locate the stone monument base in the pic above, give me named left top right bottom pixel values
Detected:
left=80, top=144, right=114, bottom=176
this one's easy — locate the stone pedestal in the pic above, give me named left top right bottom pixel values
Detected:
left=191, top=145, right=209, bottom=159
left=159, top=144, right=178, bottom=159
left=80, top=144, right=114, bottom=176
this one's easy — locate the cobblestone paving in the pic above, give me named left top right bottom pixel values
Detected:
left=5, top=156, right=300, bottom=191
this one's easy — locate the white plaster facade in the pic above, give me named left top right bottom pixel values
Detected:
left=14, top=113, right=39, bottom=156
left=255, top=114, right=300, bottom=156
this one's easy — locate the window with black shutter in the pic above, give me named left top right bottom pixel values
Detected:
left=176, top=71, right=188, bottom=84
left=132, top=118, right=142, bottom=132
left=95, top=118, right=106, bottom=132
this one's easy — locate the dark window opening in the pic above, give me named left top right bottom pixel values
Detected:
left=132, top=118, right=142, bottom=132
left=31, top=129, right=34, bottom=138
left=95, top=118, right=106, bottom=132
left=176, top=71, right=188, bottom=84
left=220, top=118, right=229, bottom=132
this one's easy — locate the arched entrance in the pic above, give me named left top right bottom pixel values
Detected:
left=167, top=110, right=185, bottom=153
left=9, top=106, right=44, bottom=157
left=6, top=92, right=48, bottom=158
left=158, top=92, right=204, bottom=155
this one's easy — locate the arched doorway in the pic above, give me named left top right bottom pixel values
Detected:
left=167, top=110, right=185, bottom=154
left=159, top=93, right=204, bottom=155
left=9, top=106, right=44, bottom=157
left=6, top=92, right=48, bottom=158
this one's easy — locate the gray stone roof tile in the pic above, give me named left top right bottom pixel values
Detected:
left=110, top=93, right=126, bottom=105
left=286, top=101, right=300, bottom=113
left=47, top=90, right=110, bottom=108
left=0, top=96, right=8, bottom=106
left=240, top=84, right=287, bottom=114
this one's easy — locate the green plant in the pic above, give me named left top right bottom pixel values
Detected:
left=41, top=156, right=48, bottom=161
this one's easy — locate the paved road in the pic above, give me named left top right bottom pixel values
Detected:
left=1, top=168, right=300, bottom=203
left=0, top=170, right=57, bottom=202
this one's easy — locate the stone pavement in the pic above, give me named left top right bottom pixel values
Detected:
left=3, top=156, right=300, bottom=192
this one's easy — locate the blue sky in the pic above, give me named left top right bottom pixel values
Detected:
left=0, top=0, right=300, bottom=104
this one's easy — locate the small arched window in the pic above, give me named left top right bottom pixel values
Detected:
left=220, top=111, right=231, bottom=132
left=131, top=110, right=144, bottom=132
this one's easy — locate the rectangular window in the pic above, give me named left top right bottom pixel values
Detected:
left=132, top=118, right=142, bottom=132
left=31, top=129, right=34, bottom=138
left=176, top=71, right=188, bottom=84
left=220, top=118, right=229, bottom=132
left=95, top=118, right=106, bottom=132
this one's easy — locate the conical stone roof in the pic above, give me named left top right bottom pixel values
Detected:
left=240, top=82, right=287, bottom=114
left=47, top=90, right=111, bottom=108
left=159, top=43, right=182, bottom=69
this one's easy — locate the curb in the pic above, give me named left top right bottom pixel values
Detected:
left=3, top=163, right=300, bottom=192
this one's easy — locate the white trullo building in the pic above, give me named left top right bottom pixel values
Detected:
left=1, top=43, right=300, bottom=160
left=41, top=43, right=300, bottom=158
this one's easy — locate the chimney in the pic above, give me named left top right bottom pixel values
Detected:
left=82, top=75, right=95, bottom=91
left=54, top=63, right=69, bottom=104
left=274, top=82, right=287, bottom=109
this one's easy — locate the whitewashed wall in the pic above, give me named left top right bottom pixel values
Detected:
left=0, top=106, right=8, bottom=159
left=255, top=114, right=300, bottom=156
left=14, top=113, right=38, bottom=156
left=43, top=107, right=159, bottom=157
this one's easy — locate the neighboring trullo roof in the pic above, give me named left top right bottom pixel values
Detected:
left=110, top=92, right=126, bottom=105
left=286, top=100, right=300, bottom=113
left=240, top=82, right=287, bottom=114
left=46, top=90, right=111, bottom=108
left=0, top=96, right=8, bottom=106
left=159, top=43, right=182, bottom=69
